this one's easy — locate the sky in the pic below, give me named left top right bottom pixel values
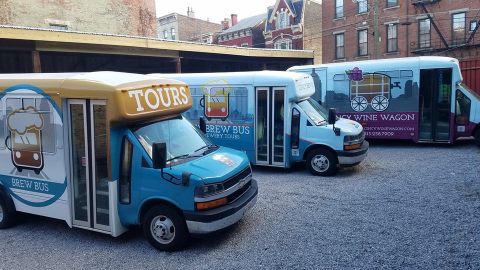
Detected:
left=155, top=0, right=275, bottom=24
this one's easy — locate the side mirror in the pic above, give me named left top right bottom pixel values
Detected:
left=328, top=108, right=337, bottom=125
left=199, top=117, right=206, bottom=133
left=152, top=142, right=167, bottom=169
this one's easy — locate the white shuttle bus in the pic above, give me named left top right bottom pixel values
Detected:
left=151, top=71, right=369, bottom=176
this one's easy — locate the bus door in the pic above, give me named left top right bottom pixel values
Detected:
left=419, top=69, right=452, bottom=142
left=255, top=87, right=285, bottom=166
left=67, top=100, right=110, bottom=232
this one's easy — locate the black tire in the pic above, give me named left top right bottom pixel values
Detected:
left=475, top=128, right=480, bottom=147
left=142, top=205, right=189, bottom=251
left=0, top=188, right=17, bottom=229
left=306, top=148, right=338, bottom=176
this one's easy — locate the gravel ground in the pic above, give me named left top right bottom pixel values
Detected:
left=1, top=140, right=479, bottom=269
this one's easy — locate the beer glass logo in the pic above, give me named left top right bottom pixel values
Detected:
left=5, top=107, right=45, bottom=174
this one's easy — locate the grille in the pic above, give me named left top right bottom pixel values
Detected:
left=227, top=180, right=252, bottom=203
left=223, top=166, right=252, bottom=190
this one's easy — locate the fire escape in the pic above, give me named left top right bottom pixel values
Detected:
left=410, top=0, right=479, bottom=55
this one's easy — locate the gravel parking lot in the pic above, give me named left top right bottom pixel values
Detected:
left=1, top=141, right=479, bottom=269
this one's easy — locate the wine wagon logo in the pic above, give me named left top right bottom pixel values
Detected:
left=199, top=79, right=231, bottom=121
left=347, top=69, right=391, bottom=112
left=6, top=107, right=45, bottom=174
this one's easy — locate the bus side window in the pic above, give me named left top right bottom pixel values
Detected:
left=333, top=74, right=349, bottom=100
left=455, top=90, right=471, bottom=124
left=119, top=138, right=133, bottom=204
left=230, top=87, right=248, bottom=121
left=37, top=98, right=57, bottom=154
left=291, top=108, right=300, bottom=149
left=0, top=100, right=4, bottom=150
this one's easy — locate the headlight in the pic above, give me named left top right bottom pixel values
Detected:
left=195, top=183, right=225, bottom=198
left=344, top=133, right=363, bottom=150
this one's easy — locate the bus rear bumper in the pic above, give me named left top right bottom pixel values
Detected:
left=337, top=141, right=369, bottom=166
left=184, top=179, right=258, bottom=234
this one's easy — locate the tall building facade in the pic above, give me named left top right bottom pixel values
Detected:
left=322, top=0, right=480, bottom=63
left=157, top=8, right=222, bottom=43
left=0, top=0, right=157, bottom=37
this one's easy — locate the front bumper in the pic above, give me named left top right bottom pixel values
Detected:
left=337, top=140, right=369, bottom=166
left=183, top=179, right=258, bottom=234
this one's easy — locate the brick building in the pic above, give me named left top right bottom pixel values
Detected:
left=217, top=14, right=266, bottom=48
left=157, top=8, right=222, bottom=43
left=264, top=0, right=322, bottom=63
left=0, top=0, right=157, bottom=37
left=322, top=0, right=480, bottom=63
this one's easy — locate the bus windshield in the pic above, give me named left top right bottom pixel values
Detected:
left=459, top=82, right=480, bottom=100
left=297, top=98, right=328, bottom=126
left=134, top=117, right=210, bottom=162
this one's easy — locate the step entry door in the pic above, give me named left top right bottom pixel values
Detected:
left=255, top=87, right=285, bottom=166
left=68, top=100, right=110, bottom=232
left=419, top=69, right=452, bottom=142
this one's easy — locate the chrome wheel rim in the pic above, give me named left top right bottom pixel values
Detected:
left=311, top=154, right=329, bottom=172
left=150, top=215, right=175, bottom=244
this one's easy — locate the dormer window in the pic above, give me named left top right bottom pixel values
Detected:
left=276, top=10, right=289, bottom=29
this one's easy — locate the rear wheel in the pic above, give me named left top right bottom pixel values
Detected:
left=475, top=128, right=480, bottom=147
left=0, top=189, right=16, bottom=229
left=142, top=205, right=189, bottom=251
left=306, top=148, right=338, bottom=176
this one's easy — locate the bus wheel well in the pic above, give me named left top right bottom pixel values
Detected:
left=139, top=199, right=183, bottom=224
left=474, top=125, right=480, bottom=146
left=303, top=145, right=338, bottom=163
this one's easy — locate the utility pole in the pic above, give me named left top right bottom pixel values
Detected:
left=373, top=0, right=379, bottom=59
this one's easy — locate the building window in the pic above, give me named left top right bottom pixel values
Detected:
left=452, top=12, right=466, bottom=45
left=171, top=28, right=176, bottom=40
left=357, top=0, right=368, bottom=14
left=335, top=0, right=344, bottom=18
left=386, top=23, right=398, bottom=52
left=274, top=39, right=292, bottom=50
left=49, top=24, right=68, bottom=31
left=358, top=29, right=368, bottom=56
left=470, top=20, right=477, bottom=32
left=418, top=18, right=431, bottom=48
left=276, top=11, right=289, bottom=29
left=386, top=0, right=398, bottom=7
left=335, top=33, right=345, bottom=59
left=163, top=30, right=168, bottom=39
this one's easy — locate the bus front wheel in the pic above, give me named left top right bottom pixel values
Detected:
left=475, top=128, right=480, bottom=147
left=142, top=205, right=189, bottom=251
left=0, top=188, right=17, bottom=229
left=306, top=148, right=338, bottom=176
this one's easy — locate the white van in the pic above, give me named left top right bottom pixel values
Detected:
left=151, top=71, right=368, bottom=176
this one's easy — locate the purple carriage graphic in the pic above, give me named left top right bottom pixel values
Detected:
left=347, top=68, right=391, bottom=112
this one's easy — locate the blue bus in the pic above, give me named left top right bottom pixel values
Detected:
left=0, top=72, right=257, bottom=251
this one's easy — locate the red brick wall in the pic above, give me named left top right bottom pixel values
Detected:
left=265, top=0, right=303, bottom=50
left=322, top=0, right=480, bottom=63
left=218, top=36, right=253, bottom=47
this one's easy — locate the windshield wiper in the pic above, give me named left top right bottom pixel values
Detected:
left=194, top=144, right=218, bottom=153
left=166, top=153, right=203, bottom=162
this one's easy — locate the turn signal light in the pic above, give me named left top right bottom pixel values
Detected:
left=196, top=197, right=228, bottom=211
left=344, top=143, right=361, bottom=151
